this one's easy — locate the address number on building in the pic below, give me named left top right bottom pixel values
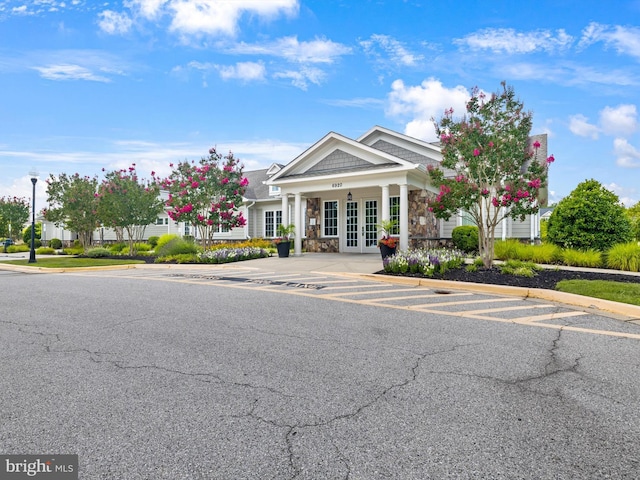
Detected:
left=331, top=182, right=342, bottom=188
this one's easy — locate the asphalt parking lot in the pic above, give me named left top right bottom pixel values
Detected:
left=2, top=257, right=640, bottom=479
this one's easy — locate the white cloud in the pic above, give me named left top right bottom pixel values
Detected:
left=568, top=114, right=600, bottom=139
left=107, top=0, right=299, bottom=38
left=32, top=64, right=112, bottom=82
left=274, top=66, right=325, bottom=90
left=579, top=22, right=640, bottom=60
left=218, top=61, right=266, bottom=81
left=605, top=182, right=637, bottom=206
left=386, top=78, right=470, bottom=141
left=229, top=36, right=352, bottom=64
left=456, top=28, right=573, bottom=54
left=600, top=104, right=637, bottom=137
left=614, top=138, right=640, bottom=168
left=360, top=34, right=424, bottom=67
left=98, top=10, right=133, bottom=35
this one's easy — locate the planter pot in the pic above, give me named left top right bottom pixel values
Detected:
left=276, top=241, right=291, bottom=258
left=379, top=244, right=397, bottom=260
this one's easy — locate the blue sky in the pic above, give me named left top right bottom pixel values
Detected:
left=2, top=0, right=640, bottom=208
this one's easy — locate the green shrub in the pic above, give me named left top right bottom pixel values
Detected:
left=530, top=243, right=562, bottom=264
left=606, top=242, right=640, bottom=272
left=452, top=226, right=479, bottom=253
left=494, top=239, right=524, bottom=260
left=155, top=253, right=199, bottom=264
left=156, top=234, right=179, bottom=250
left=109, top=243, right=127, bottom=253
left=36, top=247, right=55, bottom=254
left=63, top=247, right=84, bottom=255
left=22, top=223, right=41, bottom=244
left=561, top=248, right=603, bottom=268
left=133, top=243, right=152, bottom=252
left=50, top=238, right=62, bottom=249
left=547, top=179, right=632, bottom=251
left=499, top=259, right=541, bottom=277
left=7, top=244, right=30, bottom=253
left=148, top=236, right=159, bottom=248
left=87, top=247, right=111, bottom=258
left=156, top=237, right=199, bottom=258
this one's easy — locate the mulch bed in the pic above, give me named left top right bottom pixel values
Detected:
left=378, top=267, right=640, bottom=290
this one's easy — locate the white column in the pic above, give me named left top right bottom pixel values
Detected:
left=501, top=207, right=507, bottom=240
left=294, top=193, right=302, bottom=256
left=381, top=185, right=390, bottom=221
left=400, top=184, right=409, bottom=250
left=281, top=194, right=289, bottom=227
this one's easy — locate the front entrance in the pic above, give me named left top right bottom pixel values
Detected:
left=343, top=199, right=379, bottom=253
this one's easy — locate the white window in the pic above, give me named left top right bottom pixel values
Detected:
left=269, top=185, right=281, bottom=196
left=324, top=201, right=338, bottom=237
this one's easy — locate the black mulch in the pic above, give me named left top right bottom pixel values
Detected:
left=378, top=267, right=640, bottom=290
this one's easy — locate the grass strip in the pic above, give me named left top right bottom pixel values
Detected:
left=0, top=258, right=146, bottom=268
left=556, top=280, right=640, bottom=306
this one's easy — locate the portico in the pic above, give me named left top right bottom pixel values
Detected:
left=268, top=126, right=443, bottom=256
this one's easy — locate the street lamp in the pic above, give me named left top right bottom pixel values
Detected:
left=28, top=170, right=38, bottom=263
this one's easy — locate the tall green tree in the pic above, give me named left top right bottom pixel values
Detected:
left=548, top=179, right=632, bottom=251
left=161, top=147, right=248, bottom=248
left=44, top=173, right=100, bottom=251
left=626, top=201, right=640, bottom=241
left=97, top=165, right=164, bottom=255
left=428, top=82, right=553, bottom=267
left=0, top=196, right=29, bottom=241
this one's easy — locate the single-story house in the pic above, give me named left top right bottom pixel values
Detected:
left=39, top=126, right=546, bottom=252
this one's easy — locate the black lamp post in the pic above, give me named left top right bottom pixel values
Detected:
left=28, top=171, right=38, bottom=263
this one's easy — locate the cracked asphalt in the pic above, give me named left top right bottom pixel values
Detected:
left=1, top=267, right=640, bottom=479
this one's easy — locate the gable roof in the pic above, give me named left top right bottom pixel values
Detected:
left=267, top=129, right=433, bottom=184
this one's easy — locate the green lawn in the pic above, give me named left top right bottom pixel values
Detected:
left=556, top=280, right=640, bottom=306
left=0, top=257, right=146, bottom=268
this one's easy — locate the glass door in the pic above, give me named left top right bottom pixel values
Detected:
left=363, top=199, right=379, bottom=253
left=344, top=200, right=359, bottom=252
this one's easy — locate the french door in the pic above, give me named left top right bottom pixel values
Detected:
left=343, top=199, right=378, bottom=253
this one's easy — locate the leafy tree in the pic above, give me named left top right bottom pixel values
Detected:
left=0, top=196, right=29, bottom=241
left=161, top=147, right=248, bottom=248
left=626, top=201, right=640, bottom=241
left=97, top=165, right=164, bottom=255
left=22, top=223, right=42, bottom=244
left=428, top=82, right=552, bottom=267
left=44, top=173, right=100, bottom=252
left=547, top=179, right=632, bottom=251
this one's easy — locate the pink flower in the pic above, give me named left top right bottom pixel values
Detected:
left=481, top=188, right=489, bottom=195
left=240, top=177, right=249, bottom=187
left=197, top=214, right=204, bottom=222
left=528, top=178, right=541, bottom=188
left=533, top=140, right=541, bottom=149
left=492, top=197, right=500, bottom=207
left=547, top=155, right=555, bottom=164
left=221, top=178, right=229, bottom=185
left=488, top=141, right=494, bottom=148
left=473, top=148, right=480, bottom=156
left=191, top=181, right=199, bottom=188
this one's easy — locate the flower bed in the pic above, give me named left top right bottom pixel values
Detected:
left=382, top=248, right=465, bottom=275
left=197, top=247, right=270, bottom=264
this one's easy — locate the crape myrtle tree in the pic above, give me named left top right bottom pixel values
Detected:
left=427, top=82, right=553, bottom=268
left=0, top=196, right=30, bottom=241
left=97, top=165, right=164, bottom=255
left=44, top=173, right=100, bottom=252
left=161, top=147, right=248, bottom=248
